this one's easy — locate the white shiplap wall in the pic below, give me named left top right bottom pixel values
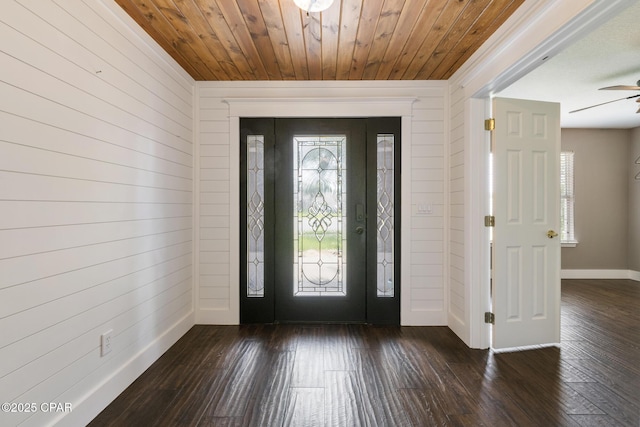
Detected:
left=0, top=1, right=194, bottom=425
left=447, top=85, right=468, bottom=337
left=196, top=81, right=448, bottom=326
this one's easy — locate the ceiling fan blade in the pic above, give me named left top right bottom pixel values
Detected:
left=570, top=94, right=640, bottom=114
left=599, top=85, right=640, bottom=90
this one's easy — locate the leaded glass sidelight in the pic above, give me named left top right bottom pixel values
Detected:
left=293, top=136, right=346, bottom=296
left=247, top=135, right=265, bottom=297
left=377, top=134, right=394, bottom=297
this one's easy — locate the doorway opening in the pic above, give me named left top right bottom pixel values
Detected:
left=240, top=118, right=401, bottom=324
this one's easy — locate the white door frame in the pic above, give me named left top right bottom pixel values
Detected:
left=463, top=0, right=634, bottom=348
left=224, top=96, right=416, bottom=325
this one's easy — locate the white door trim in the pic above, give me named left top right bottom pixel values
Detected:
left=224, top=97, right=416, bottom=117
left=464, top=98, right=492, bottom=349
left=223, top=96, right=417, bottom=325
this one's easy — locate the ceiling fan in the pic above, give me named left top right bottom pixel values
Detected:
left=570, top=79, right=640, bottom=114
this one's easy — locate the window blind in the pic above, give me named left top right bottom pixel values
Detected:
left=560, top=151, right=576, bottom=243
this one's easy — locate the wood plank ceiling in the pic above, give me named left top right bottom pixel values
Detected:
left=115, top=0, right=525, bottom=81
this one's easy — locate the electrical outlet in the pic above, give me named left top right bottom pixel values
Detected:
left=101, top=330, right=113, bottom=356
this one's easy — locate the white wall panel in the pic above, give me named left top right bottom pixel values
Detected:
left=0, top=242, right=192, bottom=319
left=9, top=0, right=192, bottom=107
left=0, top=1, right=194, bottom=426
left=0, top=142, right=191, bottom=191
left=0, top=171, right=192, bottom=203
left=0, top=113, right=192, bottom=179
left=0, top=254, right=192, bottom=348
left=0, top=217, right=191, bottom=260
left=0, top=83, right=193, bottom=166
left=0, top=201, right=191, bottom=230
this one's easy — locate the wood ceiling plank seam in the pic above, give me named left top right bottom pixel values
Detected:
left=420, top=0, right=499, bottom=80
left=335, top=0, right=364, bottom=80
left=115, top=0, right=204, bottom=80
left=417, top=0, right=495, bottom=80
left=172, top=0, right=246, bottom=80
left=360, top=0, right=406, bottom=80
left=320, top=1, right=341, bottom=80
left=152, top=0, right=231, bottom=80
left=373, top=0, right=431, bottom=80
left=348, top=0, right=386, bottom=80
left=280, top=0, right=310, bottom=80
left=424, top=0, right=513, bottom=80
left=443, top=0, right=524, bottom=79
left=145, top=0, right=227, bottom=79
left=302, top=12, right=323, bottom=80
left=191, top=0, right=255, bottom=80
left=384, top=0, right=449, bottom=80
left=125, top=0, right=217, bottom=80
left=396, top=0, right=467, bottom=80
left=218, top=1, right=269, bottom=80
left=254, top=0, right=296, bottom=80
left=235, top=0, right=284, bottom=80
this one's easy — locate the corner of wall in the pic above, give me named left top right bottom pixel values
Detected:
left=629, top=127, right=640, bottom=273
left=60, top=313, right=194, bottom=427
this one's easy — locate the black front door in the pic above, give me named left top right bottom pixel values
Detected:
left=240, top=117, right=400, bottom=324
left=274, top=118, right=367, bottom=322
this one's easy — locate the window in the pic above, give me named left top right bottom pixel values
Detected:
left=560, top=151, right=577, bottom=245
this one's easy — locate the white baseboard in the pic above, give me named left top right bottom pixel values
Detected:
left=59, top=312, right=195, bottom=427
left=561, top=269, right=639, bottom=281
left=492, top=343, right=560, bottom=353
left=197, top=307, right=239, bottom=324
left=401, top=309, right=447, bottom=327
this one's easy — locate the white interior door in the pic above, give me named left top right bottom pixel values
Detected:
left=492, top=97, right=561, bottom=350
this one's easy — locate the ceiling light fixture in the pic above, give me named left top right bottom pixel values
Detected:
left=294, top=0, right=334, bottom=13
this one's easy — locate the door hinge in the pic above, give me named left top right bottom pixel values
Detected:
left=484, top=312, right=495, bottom=324
left=484, top=118, right=495, bottom=131
left=484, top=215, right=495, bottom=227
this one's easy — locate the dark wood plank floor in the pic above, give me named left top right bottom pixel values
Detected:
left=90, top=279, right=639, bottom=426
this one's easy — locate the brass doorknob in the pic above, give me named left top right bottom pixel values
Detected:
left=547, top=230, right=558, bottom=239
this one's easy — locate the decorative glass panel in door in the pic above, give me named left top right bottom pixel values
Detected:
left=293, top=136, right=347, bottom=296
left=247, top=135, right=265, bottom=298
left=376, top=134, right=394, bottom=297
left=240, top=119, right=275, bottom=323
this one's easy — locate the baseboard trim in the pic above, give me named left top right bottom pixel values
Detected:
left=561, top=269, right=639, bottom=281
left=492, top=343, right=560, bottom=353
left=402, top=310, right=447, bottom=327
left=197, top=308, right=239, bottom=325
left=60, top=312, right=195, bottom=427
